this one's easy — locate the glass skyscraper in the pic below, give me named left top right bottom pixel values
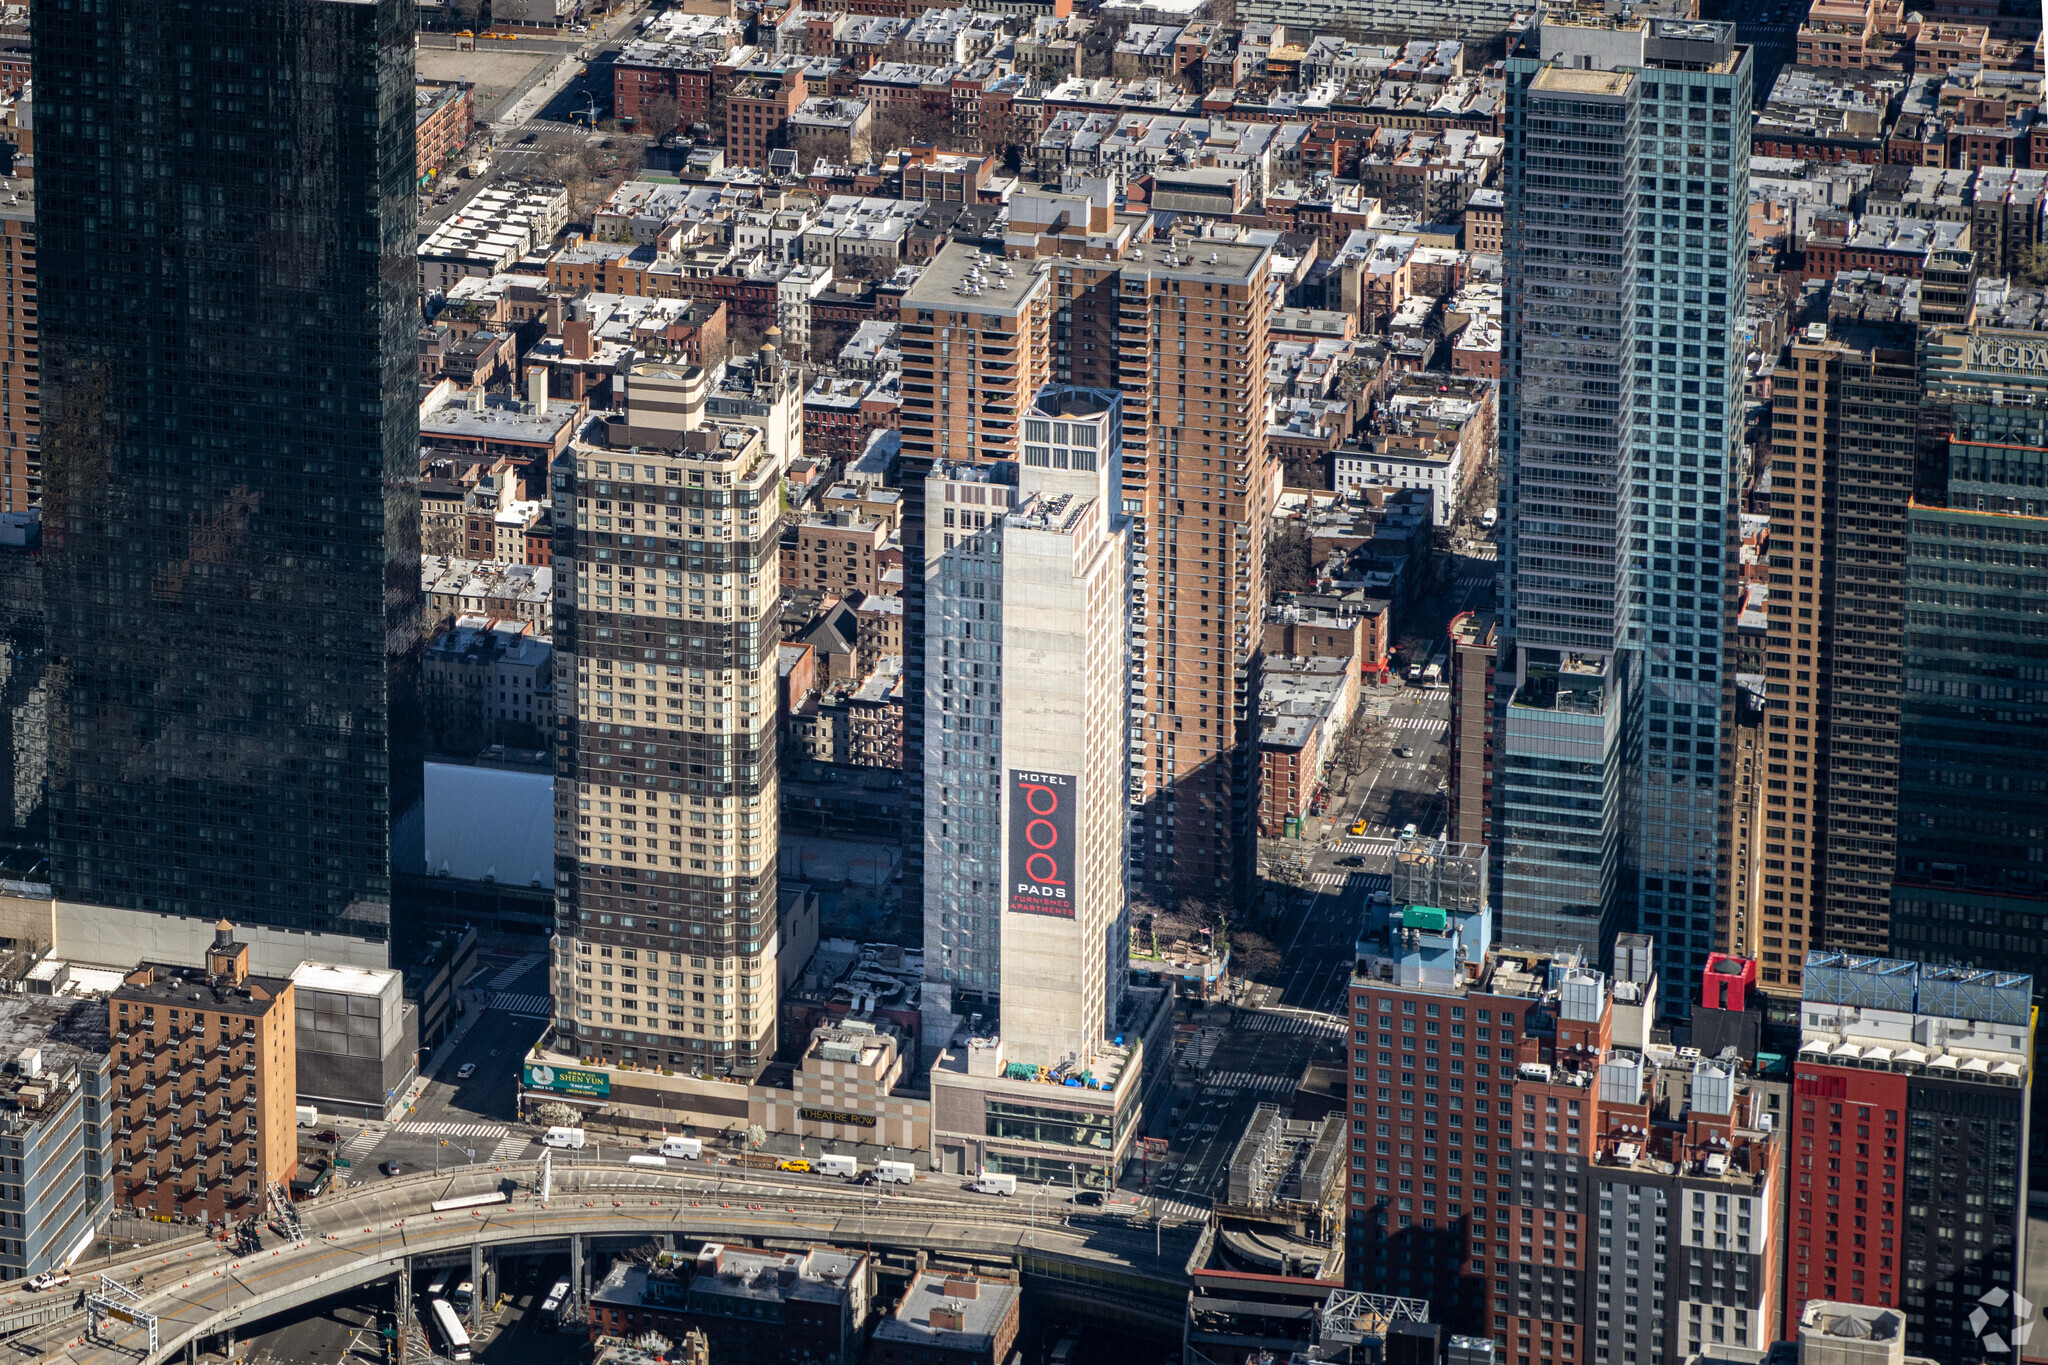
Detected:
left=1890, top=305, right=2048, bottom=988
left=1499, top=4, right=1751, bottom=1010
left=35, top=0, right=423, bottom=962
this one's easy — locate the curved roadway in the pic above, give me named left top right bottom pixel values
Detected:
left=20, top=1162, right=1199, bottom=1365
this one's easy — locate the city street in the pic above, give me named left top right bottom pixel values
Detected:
left=316, top=951, right=551, bottom=1190
left=414, top=4, right=653, bottom=236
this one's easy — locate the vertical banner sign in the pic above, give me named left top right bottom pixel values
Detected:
left=1008, top=770, right=1078, bottom=918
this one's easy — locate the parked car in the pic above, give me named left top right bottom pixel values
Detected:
left=314, top=1129, right=339, bottom=1145
left=1073, top=1191, right=1105, bottom=1207
left=27, top=1272, right=70, bottom=1293
left=456, top=1062, right=476, bottom=1079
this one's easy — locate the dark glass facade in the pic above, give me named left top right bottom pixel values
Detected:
left=1889, top=326, right=2048, bottom=1183
left=35, top=0, right=423, bottom=941
left=1889, top=435, right=2048, bottom=971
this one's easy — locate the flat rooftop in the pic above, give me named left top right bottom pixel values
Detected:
left=1530, top=66, right=1633, bottom=95
left=901, top=242, right=1050, bottom=317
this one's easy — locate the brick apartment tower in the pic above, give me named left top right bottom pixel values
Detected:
left=1111, top=242, right=1274, bottom=906
left=1753, top=314, right=1918, bottom=988
left=108, top=921, right=297, bottom=1223
left=1447, top=610, right=1497, bottom=850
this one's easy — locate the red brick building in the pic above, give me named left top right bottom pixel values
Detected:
left=870, top=1275, right=1021, bottom=1365
left=789, top=510, right=890, bottom=596
left=726, top=70, right=808, bottom=169
left=415, top=79, right=475, bottom=181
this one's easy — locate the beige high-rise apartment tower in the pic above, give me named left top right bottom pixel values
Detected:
left=549, top=358, right=793, bottom=1078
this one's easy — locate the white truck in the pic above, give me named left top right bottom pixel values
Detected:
left=816, top=1154, right=858, bottom=1179
left=296, top=1105, right=318, bottom=1128
left=973, top=1172, right=1017, bottom=1196
left=660, top=1136, right=702, bottom=1160
left=875, top=1160, right=916, bottom=1185
left=543, top=1126, right=586, bottom=1149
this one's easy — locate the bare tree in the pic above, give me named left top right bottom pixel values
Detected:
left=1266, top=521, right=1316, bottom=597
left=869, top=101, right=951, bottom=155
left=639, top=94, right=681, bottom=146
left=808, top=317, right=859, bottom=367
left=834, top=254, right=883, bottom=283
left=1080, top=18, right=1128, bottom=78
left=727, top=312, right=772, bottom=359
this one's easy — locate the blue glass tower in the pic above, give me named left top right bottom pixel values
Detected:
left=1499, top=5, right=1752, bottom=1011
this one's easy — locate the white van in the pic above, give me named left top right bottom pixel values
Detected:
left=973, top=1173, right=1016, bottom=1196
left=295, top=1105, right=318, bottom=1128
left=660, top=1136, right=702, bottom=1160
left=627, top=1154, right=667, bottom=1168
left=875, top=1160, right=916, bottom=1185
left=1481, top=507, right=1499, bottom=529
left=543, top=1127, right=585, bottom=1149
left=816, top=1154, right=858, bottom=1179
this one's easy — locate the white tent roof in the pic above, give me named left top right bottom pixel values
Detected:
left=422, top=762, right=554, bottom=888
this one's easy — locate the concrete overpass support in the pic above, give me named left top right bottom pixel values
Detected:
left=569, top=1234, right=584, bottom=1307
left=468, top=1244, right=483, bottom=1330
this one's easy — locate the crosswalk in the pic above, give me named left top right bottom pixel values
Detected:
left=1240, top=1012, right=1345, bottom=1038
left=489, top=1134, right=531, bottom=1162
left=1336, top=838, right=1399, bottom=855
left=342, top=1129, right=381, bottom=1160
left=1152, top=1196, right=1211, bottom=1222
left=490, top=992, right=554, bottom=1017
left=1464, top=544, right=1499, bottom=562
left=1389, top=716, right=1447, bottom=732
left=1315, top=870, right=1392, bottom=892
left=1312, top=869, right=1389, bottom=889
left=1203, top=1071, right=1300, bottom=1098
left=397, top=1120, right=509, bottom=1139
left=486, top=952, right=548, bottom=990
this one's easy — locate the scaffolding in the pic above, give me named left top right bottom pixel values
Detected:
left=1317, top=1290, right=1429, bottom=1350
left=1392, top=837, right=1488, bottom=912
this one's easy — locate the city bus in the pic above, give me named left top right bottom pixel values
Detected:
left=539, top=1278, right=571, bottom=1327
left=427, top=1299, right=471, bottom=1363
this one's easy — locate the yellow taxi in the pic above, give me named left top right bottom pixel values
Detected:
left=778, top=1159, right=811, bottom=1173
